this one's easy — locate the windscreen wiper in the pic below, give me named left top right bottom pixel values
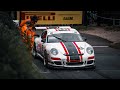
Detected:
left=52, top=35, right=67, bottom=42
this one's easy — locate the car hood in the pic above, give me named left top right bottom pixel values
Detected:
left=46, top=42, right=90, bottom=55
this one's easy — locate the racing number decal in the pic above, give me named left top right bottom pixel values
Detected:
left=36, top=43, right=41, bottom=52
left=40, top=42, right=44, bottom=55
left=42, top=44, right=44, bottom=51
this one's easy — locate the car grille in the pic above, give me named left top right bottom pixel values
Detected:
left=87, top=60, right=94, bottom=64
left=54, top=61, right=62, bottom=65
left=66, top=62, right=83, bottom=65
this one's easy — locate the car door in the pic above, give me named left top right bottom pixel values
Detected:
left=40, top=30, right=47, bottom=56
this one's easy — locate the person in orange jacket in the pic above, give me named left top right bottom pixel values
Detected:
left=20, top=24, right=28, bottom=43
left=26, top=25, right=38, bottom=51
left=20, top=15, right=38, bottom=27
left=19, top=15, right=39, bottom=43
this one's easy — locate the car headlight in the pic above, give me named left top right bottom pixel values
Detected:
left=50, top=48, right=58, bottom=55
left=86, top=47, right=94, bottom=54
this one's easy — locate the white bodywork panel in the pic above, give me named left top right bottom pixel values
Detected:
left=33, top=27, right=95, bottom=68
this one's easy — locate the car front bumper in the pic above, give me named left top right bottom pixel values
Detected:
left=47, top=59, right=95, bottom=68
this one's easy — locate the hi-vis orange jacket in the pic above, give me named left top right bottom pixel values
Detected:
left=26, top=27, right=36, bottom=48
left=26, top=27, right=36, bottom=41
left=20, top=19, right=31, bottom=27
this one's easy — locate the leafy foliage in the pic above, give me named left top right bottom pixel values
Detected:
left=0, top=12, right=43, bottom=79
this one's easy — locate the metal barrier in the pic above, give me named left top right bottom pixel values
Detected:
left=87, top=11, right=120, bottom=26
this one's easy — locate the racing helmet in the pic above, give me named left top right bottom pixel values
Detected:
left=30, top=15, right=39, bottom=22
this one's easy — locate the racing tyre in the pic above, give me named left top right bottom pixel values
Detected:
left=32, top=42, right=37, bottom=58
left=43, top=51, right=50, bottom=69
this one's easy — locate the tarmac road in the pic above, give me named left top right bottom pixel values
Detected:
left=33, top=30, right=120, bottom=79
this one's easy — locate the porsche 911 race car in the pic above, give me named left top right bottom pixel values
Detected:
left=32, top=26, right=95, bottom=69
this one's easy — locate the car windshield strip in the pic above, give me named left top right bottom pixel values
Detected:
left=52, top=35, right=67, bottom=42
left=47, top=33, right=83, bottom=43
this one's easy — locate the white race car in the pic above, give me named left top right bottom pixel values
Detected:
left=32, top=26, right=95, bottom=69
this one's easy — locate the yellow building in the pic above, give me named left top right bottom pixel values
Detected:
left=17, top=11, right=83, bottom=25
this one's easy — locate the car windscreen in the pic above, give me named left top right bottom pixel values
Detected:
left=47, top=33, right=83, bottom=43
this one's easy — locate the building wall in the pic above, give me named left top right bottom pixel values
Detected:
left=17, top=11, right=83, bottom=25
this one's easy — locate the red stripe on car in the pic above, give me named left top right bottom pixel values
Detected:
left=51, top=57, right=61, bottom=60
left=73, top=42, right=83, bottom=62
left=55, top=28, right=58, bottom=31
left=70, top=60, right=80, bottom=62
left=60, top=42, right=70, bottom=62
left=88, top=56, right=95, bottom=60
left=67, top=28, right=70, bottom=31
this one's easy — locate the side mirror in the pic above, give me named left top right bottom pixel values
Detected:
left=41, top=39, right=45, bottom=42
left=34, top=34, right=40, bottom=37
left=82, top=37, right=87, bottom=41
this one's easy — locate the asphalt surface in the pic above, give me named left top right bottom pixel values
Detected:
left=33, top=30, right=120, bottom=79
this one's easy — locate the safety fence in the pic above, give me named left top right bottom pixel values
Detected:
left=86, top=11, right=120, bottom=26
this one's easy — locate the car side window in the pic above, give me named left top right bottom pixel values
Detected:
left=41, top=31, right=47, bottom=40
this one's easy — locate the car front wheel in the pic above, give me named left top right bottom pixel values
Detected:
left=32, top=43, right=37, bottom=58
left=43, top=51, right=50, bottom=68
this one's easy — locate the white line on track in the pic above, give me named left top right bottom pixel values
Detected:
left=93, top=46, right=109, bottom=47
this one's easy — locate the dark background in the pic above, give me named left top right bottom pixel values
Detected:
left=0, top=0, right=120, bottom=87
left=1, top=0, right=120, bottom=26
left=0, top=0, right=119, bottom=10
